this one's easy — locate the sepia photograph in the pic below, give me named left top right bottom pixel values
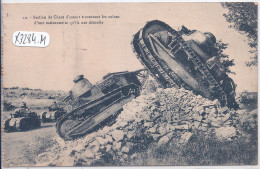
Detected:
left=1, top=1, right=258, bottom=167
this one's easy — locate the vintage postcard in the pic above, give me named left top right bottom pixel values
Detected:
left=1, top=2, right=258, bottom=167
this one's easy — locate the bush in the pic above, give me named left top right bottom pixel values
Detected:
left=238, top=91, right=257, bottom=110
left=3, top=102, right=16, bottom=111
left=124, top=130, right=257, bottom=166
left=182, top=131, right=257, bottom=165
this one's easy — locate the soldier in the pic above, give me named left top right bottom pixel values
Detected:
left=220, top=75, right=239, bottom=109
left=13, top=102, right=29, bottom=117
left=48, top=101, right=59, bottom=111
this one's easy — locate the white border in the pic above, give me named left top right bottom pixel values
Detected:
left=1, top=0, right=259, bottom=169
left=2, top=0, right=259, bottom=3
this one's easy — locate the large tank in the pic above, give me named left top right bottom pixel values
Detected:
left=56, top=69, right=148, bottom=140
left=132, top=20, right=238, bottom=109
left=4, top=109, right=41, bottom=132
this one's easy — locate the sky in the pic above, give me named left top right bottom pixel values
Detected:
left=2, top=2, right=258, bottom=92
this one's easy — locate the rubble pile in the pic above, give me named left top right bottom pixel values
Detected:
left=36, top=87, right=255, bottom=166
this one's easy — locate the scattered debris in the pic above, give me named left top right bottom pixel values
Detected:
left=36, top=85, right=254, bottom=166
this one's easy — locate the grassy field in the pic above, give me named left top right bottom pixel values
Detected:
left=2, top=87, right=67, bottom=119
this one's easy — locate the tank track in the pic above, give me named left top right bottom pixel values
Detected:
left=56, top=83, right=142, bottom=140
left=132, top=20, right=228, bottom=106
left=179, top=38, right=227, bottom=105
left=132, top=33, right=181, bottom=89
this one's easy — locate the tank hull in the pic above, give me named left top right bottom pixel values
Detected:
left=132, top=20, right=238, bottom=108
left=56, top=69, right=148, bottom=140
left=41, top=110, right=65, bottom=123
left=4, top=116, right=41, bottom=132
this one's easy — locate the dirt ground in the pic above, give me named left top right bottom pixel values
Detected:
left=2, top=121, right=57, bottom=167
left=2, top=88, right=66, bottom=167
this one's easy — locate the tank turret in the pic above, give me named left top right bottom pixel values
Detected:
left=181, top=28, right=216, bottom=56
left=63, top=75, right=93, bottom=102
left=71, top=75, right=93, bottom=98
left=183, top=31, right=216, bottom=45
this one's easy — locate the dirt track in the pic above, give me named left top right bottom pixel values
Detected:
left=2, top=122, right=57, bottom=167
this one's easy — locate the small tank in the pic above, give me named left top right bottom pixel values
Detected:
left=4, top=103, right=41, bottom=132
left=132, top=20, right=238, bottom=109
left=41, top=101, right=66, bottom=123
left=56, top=69, right=148, bottom=140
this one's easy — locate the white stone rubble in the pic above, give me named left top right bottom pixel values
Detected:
left=36, top=85, right=254, bottom=166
